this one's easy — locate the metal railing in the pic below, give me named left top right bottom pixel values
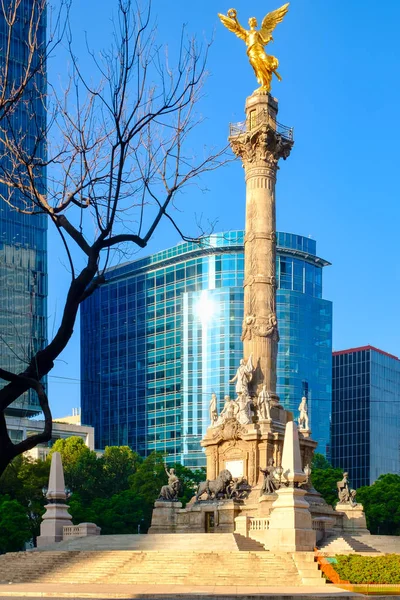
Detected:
left=229, top=120, right=247, bottom=136
left=229, top=109, right=293, bottom=141
left=276, top=121, right=294, bottom=140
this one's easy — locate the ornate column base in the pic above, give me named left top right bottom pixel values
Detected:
left=37, top=502, right=73, bottom=547
left=265, top=486, right=316, bottom=552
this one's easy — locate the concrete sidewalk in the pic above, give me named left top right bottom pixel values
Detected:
left=0, top=582, right=363, bottom=599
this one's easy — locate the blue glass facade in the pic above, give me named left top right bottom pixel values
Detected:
left=81, top=231, right=332, bottom=466
left=332, top=346, right=400, bottom=488
left=0, top=2, right=47, bottom=416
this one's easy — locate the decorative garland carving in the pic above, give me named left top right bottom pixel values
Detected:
left=212, top=417, right=247, bottom=443
left=242, top=313, right=279, bottom=341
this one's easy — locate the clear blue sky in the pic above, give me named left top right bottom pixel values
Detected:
left=47, top=0, right=400, bottom=417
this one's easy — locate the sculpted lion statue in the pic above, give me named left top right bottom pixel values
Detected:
left=195, top=469, right=233, bottom=502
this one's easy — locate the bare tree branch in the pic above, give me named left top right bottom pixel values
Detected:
left=0, top=0, right=231, bottom=476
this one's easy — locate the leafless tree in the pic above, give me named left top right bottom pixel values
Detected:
left=0, top=0, right=227, bottom=476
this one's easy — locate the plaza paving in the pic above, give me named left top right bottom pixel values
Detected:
left=0, top=582, right=364, bottom=599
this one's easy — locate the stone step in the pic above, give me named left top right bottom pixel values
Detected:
left=318, top=534, right=378, bottom=554
left=291, top=551, right=325, bottom=586
left=44, top=534, right=241, bottom=552
left=302, top=577, right=327, bottom=586
left=233, top=533, right=266, bottom=551
left=0, top=547, right=304, bottom=587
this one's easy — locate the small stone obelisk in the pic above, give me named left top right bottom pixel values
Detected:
left=37, top=452, right=72, bottom=548
left=229, top=92, right=293, bottom=404
left=266, top=420, right=316, bottom=552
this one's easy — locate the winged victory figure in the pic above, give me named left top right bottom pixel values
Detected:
left=218, top=4, right=289, bottom=93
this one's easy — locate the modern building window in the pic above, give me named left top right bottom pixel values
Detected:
left=0, top=2, right=47, bottom=418
left=331, top=346, right=400, bottom=487
left=81, top=231, right=332, bottom=466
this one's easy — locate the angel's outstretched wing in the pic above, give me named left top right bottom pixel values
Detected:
left=218, top=12, right=247, bottom=42
left=260, top=3, right=289, bottom=43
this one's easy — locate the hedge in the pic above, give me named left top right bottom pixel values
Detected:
left=335, top=555, right=400, bottom=584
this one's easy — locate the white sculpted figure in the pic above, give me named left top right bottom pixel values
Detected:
left=216, top=395, right=238, bottom=425
left=236, top=393, right=252, bottom=425
left=230, top=354, right=254, bottom=396
left=298, top=396, right=310, bottom=430
left=209, top=393, right=218, bottom=426
left=258, top=385, right=271, bottom=421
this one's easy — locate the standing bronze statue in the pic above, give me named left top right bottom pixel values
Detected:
left=260, top=458, right=278, bottom=496
left=218, top=4, right=289, bottom=92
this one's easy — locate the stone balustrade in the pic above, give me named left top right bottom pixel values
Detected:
left=63, top=522, right=101, bottom=539
left=312, top=517, right=335, bottom=543
left=249, top=518, right=270, bottom=531
left=312, top=519, right=325, bottom=531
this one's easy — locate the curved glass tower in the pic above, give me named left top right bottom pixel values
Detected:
left=81, top=231, right=332, bottom=466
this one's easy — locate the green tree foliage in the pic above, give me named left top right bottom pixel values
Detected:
left=0, top=455, right=49, bottom=544
left=357, top=474, right=400, bottom=535
left=311, top=453, right=343, bottom=507
left=0, top=497, right=31, bottom=553
left=101, top=446, right=141, bottom=496
left=0, top=437, right=208, bottom=543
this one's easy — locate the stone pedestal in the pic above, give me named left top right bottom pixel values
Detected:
left=37, top=502, right=73, bottom=547
left=265, top=486, right=316, bottom=552
left=299, top=428, right=311, bottom=439
left=234, top=515, right=250, bottom=537
left=37, top=452, right=73, bottom=548
left=335, top=503, right=370, bottom=535
left=216, top=500, right=242, bottom=532
left=148, top=501, right=182, bottom=534
left=264, top=420, right=316, bottom=552
left=258, top=493, right=277, bottom=517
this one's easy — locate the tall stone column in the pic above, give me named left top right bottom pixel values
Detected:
left=229, top=91, right=293, bottom=403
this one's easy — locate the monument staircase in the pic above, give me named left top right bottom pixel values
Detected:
left=0, top=535, right=326, bottom=586
left=233, top=533, right=266, bottom=551
left=317, top=534, right=380, bottom=554
left=353, top=535, right=400, bottom=554
left=318, top=533, right=400, bottom=555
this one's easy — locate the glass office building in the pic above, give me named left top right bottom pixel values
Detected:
left=331, top=346, right=400, bottom=488
left=81, top=231, right=332, bottom=467
left=0, top=2, right=47, bottom=417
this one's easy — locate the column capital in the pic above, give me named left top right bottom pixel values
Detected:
left=229, top=123, right=293, bottom=169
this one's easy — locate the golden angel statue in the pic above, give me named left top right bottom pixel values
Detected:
left=218, top=4, right=289, bottom=92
